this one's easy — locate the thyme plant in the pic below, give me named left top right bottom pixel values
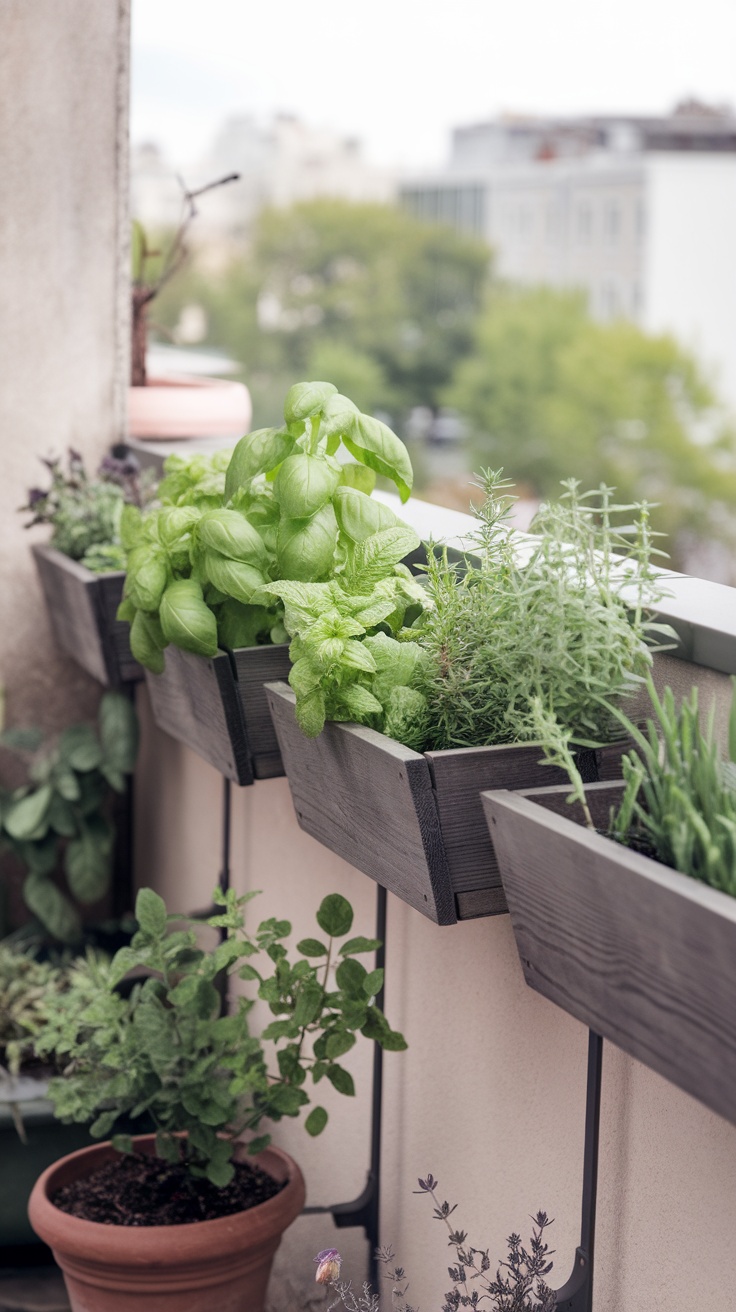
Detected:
left=316, top=1174, right=556, bottom=1311
left=415, top=471, right=669, bottom=753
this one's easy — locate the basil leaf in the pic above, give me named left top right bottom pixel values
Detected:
left=126, top=546, right=168, bottom=612
left=273, top=453, right=340, bottom=519
left=130, top=610, right=166, bottom=674
left=198, top=509, right=269, bottom=566
left=343, top=413, right=413, bottom=502
left=277, top=502, right=338, bottom=581
left=156, top=506, right=201, bottom=551
left=224, top=428, right=294, bottom=500
left=204, top=551, right=266, bottom=605
left=216, top=601, right=274, bottom=651
left=319, top=393, right=359, bottom=442
left=159, top=580, right=218, bottom=657
left=339, top=463, right=376, bottom=494
left=333, top=486, right=401, bottom=543
left=283, top=380, right=337, bottom=426
left=119, top=503, right=144, bottom=551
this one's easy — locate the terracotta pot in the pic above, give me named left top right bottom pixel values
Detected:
left=28, top=1136, right=305, bottom=1312
left=128, top=374, right=252, bottom=440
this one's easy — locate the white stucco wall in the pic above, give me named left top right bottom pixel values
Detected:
left=0, top=0, right=130, bottom=731
left=643, top=153, right=736, bottom=413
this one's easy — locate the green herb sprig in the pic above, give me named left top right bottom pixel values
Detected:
left=36, top=886, right=406, bottom=1188
left=415, top=471, right=671, bottom=753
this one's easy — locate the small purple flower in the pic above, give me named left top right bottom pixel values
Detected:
left=314, top=1248, right=342, bottom=1284
left=27, top=488, right=46, bottom=507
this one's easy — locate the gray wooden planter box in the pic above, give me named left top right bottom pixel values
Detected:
left=32, top=544, right=141, bottom=687
left=145, top=643, right=291, bottom=786
left=265, top=681, right=630, bottom=925
left=482, top=782, right=736, bottom=1126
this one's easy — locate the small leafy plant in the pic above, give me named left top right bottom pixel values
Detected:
left=36, top=886, right=406, bottom=1188
left=21, top=448, right=154, bottom=573
left=0, top=693, right=139, bottom=943
left=0, top=944, right=67, bottom=1080
left=537, top=673, right=736, bottom=895
left=118, top=380, right=423, bottom=687
left=316, top=1173, right=556, bottom=1311
left=411, top=471, right=671, bottom=754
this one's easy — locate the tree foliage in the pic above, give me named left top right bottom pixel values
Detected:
left=154, top=200, right=491, bottom=425
left=445, top=285, right=736, bottom=553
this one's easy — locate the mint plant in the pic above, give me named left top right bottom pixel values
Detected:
left=21, top=448, right=154, bottom=573
left=36, top=886, right=406, bottom=1188
left=118, top=381, right=420, bottom=676
left=0, top=693, right=139, bottom=942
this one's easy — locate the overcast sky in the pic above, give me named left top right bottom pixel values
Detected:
left=132, top=0, right=736, bottom=170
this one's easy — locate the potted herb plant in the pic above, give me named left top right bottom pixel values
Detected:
left=0, top=692, right=139, bottom=944
left=28, top=885, right=406, bottom=1312
left=129, top=175, right=251, bottom=439
left=119, top=379, right=422, bottom=783
left=24, top=448, right=155, bottom=685
left=266, top=473, right=669, bottom=924
left=483, top=674, right=736, bottom=1126
left=315, top=1173, right=557, bottom=1310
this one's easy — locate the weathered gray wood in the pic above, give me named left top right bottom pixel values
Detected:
left=266, top=682, right=457, bottom=924
left=32, top=544, right=141, bottom=686
left=146, top=644, right=293, bottom=785
left=482, top=785, right=736, bottom=1127
left=231, top=645, right=290, bottom=779
left=145, top=646, right=254, bottom=784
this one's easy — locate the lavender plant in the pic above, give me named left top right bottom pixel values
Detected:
left=315, top=1174, right=556, bottom=1311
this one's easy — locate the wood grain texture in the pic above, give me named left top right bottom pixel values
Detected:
left=231, top=645, right=291, bottom=779
left=145, top=646, right=253, bottom=784
left=32, top=545, right=141, bottom=686
left=266, top=682, right=457, bottom=924
left=482, top=785, right=736, bottom=1126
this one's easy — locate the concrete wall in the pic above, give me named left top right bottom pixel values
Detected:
left=0, top=0, right=130, bottom=733
left=134, top=650, right=736, bottom=1311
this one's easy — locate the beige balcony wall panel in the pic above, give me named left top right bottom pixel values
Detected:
left=0, top=1, right=130, bottom=733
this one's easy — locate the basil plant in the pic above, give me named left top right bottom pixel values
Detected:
left=117, top=381, right=420, bottom=680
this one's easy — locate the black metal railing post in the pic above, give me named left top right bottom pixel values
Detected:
left=553, top=1030, right=603, bottom=1312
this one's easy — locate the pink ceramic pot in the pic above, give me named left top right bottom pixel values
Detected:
left=29, top=1136, right=305, bottom=1312
left=128, top=375, right=252, bottom=440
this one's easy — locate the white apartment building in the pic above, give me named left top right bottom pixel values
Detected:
left=131, top=114, right=396, bottom=242
left=401, top=105, right=736, bottom=409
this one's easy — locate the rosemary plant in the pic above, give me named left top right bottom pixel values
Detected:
left=415, top=470, right=669, bottom=753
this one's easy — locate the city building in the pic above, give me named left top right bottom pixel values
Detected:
left=400, top=102, right=736, bottom=408
left=131, top=113, right=396, bottom=242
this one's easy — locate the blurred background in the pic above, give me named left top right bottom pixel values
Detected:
left=131, top=0, right=736, bottom=581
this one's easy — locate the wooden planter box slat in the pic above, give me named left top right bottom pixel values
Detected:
left=32, top=544, right=141, bottom=686
left=482, top=783, right=736, bottom=1127
left=265, top=681, right=633, bottom=925
left=145, top=643, right=291, bottom=786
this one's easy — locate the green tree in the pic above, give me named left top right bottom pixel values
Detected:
left=445, top=285, right=736, bottom=554
left=154, top=200, right=491, bottom=426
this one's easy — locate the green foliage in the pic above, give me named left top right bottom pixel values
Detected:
left=152, top=200, right=491, bottom=424
left=21, top=449, right=155, bottom=571
left=606, top=676, right=736, bottom=893
left=445, top=285, right=736, bottom=558
left=413, top=470, right=672, bottom=753
left=36, top=886, right=406, bottom=1187
left=0, top=695, right=139, bottom=942
left=119, top=381, right=421, bottom=675
left=0, top=945, right=69, bottom=1078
